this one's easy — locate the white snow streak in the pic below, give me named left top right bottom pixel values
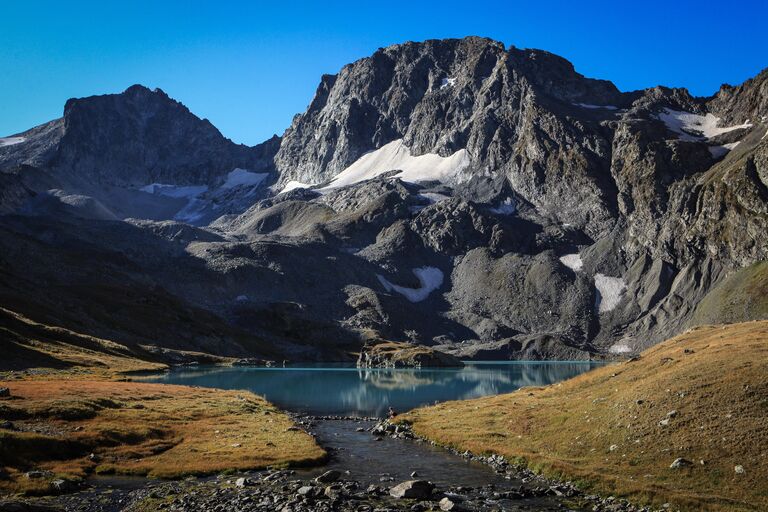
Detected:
left=657, top=109, right=752, bottom=141
left=440, top=77, right=457, bottom=89
left=321, top=139, right=470, bottom=191
left=280, top=181, right=313, bottom=194
left=594, top=273, right=626, bottom=313
left=376, top=266, right=444, bottom=303
left=221, top=168, right=269, bottom=190
left=559, top=254, right=583, bottom=272
left=609, top=340, right=634, bottom=354
left=0, top=137, right=26, bottom=147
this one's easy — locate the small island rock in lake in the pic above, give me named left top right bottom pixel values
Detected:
left=357, top=341, right=464, bottom=368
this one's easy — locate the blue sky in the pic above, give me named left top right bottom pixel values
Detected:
left=2, top=1, right=766, bottom=145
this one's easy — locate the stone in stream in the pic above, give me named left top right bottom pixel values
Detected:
left=315, top=469, right=341, bottom=484
left=439, top=496, right=465, bottom=511
left=324, top=484, right=344, bottom=498
left=389, top=480, right=435, bottom=499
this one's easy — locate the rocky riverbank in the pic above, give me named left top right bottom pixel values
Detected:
left=0, top=467, right=572, bottom=512
left=0, top=416, right=669, bottom=512
left=372, top=420, right=663, bottom=512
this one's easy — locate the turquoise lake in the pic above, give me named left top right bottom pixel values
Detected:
left=143, top=361, right=602, bottom=416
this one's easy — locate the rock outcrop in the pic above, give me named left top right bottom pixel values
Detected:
left=357, top=341, right=464, bottom=368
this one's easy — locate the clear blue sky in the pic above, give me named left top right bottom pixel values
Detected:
left=2, top=0, right=766, bottom=146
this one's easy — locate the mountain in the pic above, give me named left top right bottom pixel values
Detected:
left=0, top=85, right=280, bottom=223
left=0, top=37, right=766, bottom=363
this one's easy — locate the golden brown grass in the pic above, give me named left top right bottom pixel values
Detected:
left=0, top=307, right=166, bottom=378
left=365, top=341, right=436, bottom=360
left=401, top=321, right=768, bottom=511
left=0, top=380, right=325, bottom=495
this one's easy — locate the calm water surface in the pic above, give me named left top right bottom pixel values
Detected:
left=143, top=361, right=601, bottom=416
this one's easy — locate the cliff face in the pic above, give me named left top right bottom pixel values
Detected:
left=0, top=37, right=766, bottom=361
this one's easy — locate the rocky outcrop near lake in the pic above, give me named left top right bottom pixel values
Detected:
left=357, top=340, right=464, bottom=368
left=0, top=36, right=766, bottom=362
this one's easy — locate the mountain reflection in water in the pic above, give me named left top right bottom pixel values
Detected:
left=142, top=362, right=602, bottom=416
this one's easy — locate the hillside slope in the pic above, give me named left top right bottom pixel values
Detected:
left=402, top=321, right=768, bottom=511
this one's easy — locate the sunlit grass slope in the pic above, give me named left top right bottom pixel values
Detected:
left=402, top=321, right=768, bottom=511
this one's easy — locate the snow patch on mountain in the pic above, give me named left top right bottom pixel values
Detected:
left=279, top=180, right=314, bottom=194
left=657, top=109, right=753, bottom=141
left=594, top=273, right=626, bottom=313
left=708, top=142, right=740, bottom=158
left=609, top=340, right=634, bottom=354
left=0, top=137, right=26, bottom=147
left=559, top=254, right=583, bottom=272
left=489, top=197, right=516, bottom=215
left=322, top=139, right=470, bottom=191
left=376, top=266, right=444, bottom=303
left=221, top=168, right=269, bottom=190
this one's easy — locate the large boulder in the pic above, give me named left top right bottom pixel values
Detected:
left=389, top=480, right=435, bottom=499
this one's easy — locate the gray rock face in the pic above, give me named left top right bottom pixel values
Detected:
left=2, top=85, right=276, bottom=187
left=0, top=37, right=766, bottom=364
left=274, top=37, right=630, bottom=240
left=0, top=85, right=280, bottom=224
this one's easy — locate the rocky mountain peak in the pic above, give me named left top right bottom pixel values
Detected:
left=273, top=36, right=637, bottom=191
left=54, top=84, right=273, bottom=187
left=707, top=67, right=768, bottom=124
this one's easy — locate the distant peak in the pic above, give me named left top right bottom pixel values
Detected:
left=123, top=84, right=169, bottom=99
left=123, top=84, right=153, bottom=95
